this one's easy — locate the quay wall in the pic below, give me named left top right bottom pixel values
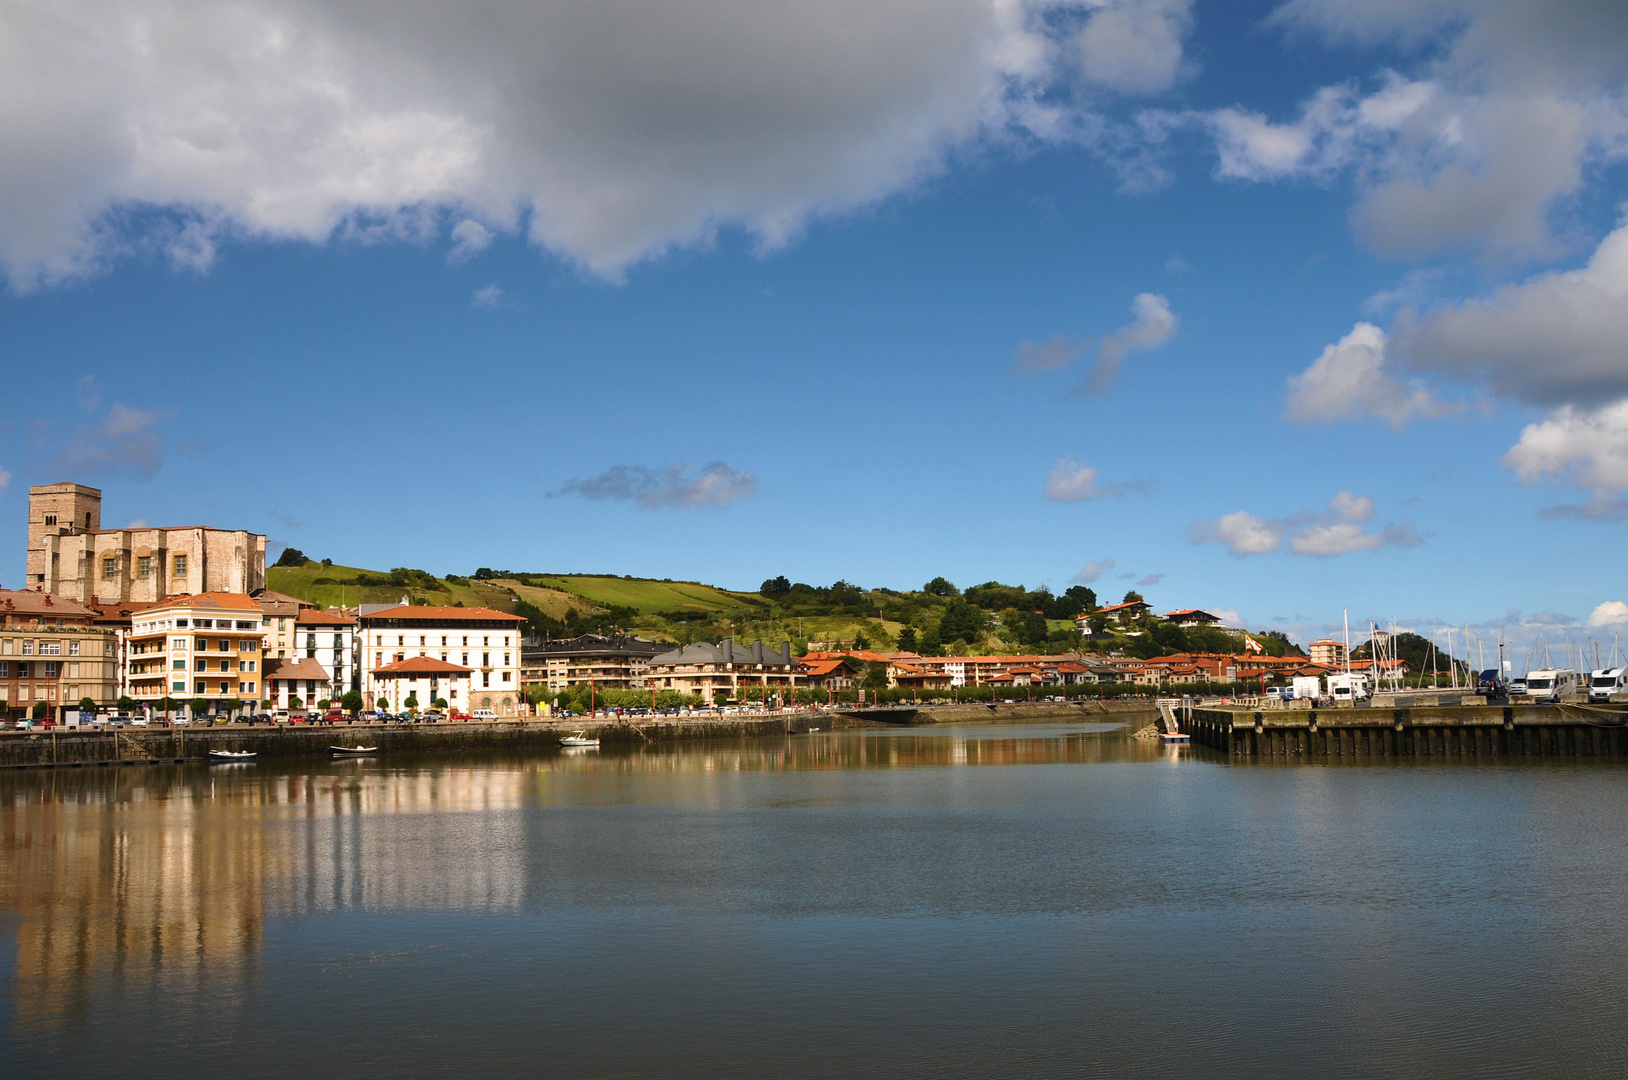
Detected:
left=1183, top=703, right=1628, bottom=759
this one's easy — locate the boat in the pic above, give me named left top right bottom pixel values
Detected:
left=207, top=749, right=257, bottom=762
left=559, top=732, right=599, bottom=748
left=330, top=745, right=378, bottom=755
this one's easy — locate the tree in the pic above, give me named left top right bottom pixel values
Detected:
left=713, top=689, right=730, bottom=706
left=78, top=696, right=97, bottom=714
left=1066, top=585, right=1098, bottom=610
left=473, top=567, right=496, bottom=580
left=289, top=696, right=303, bottom=709
left=897, top=626, right=918, bottom=652
left=919, top=627, right=944, bottom=657
left=320, top=557, right=333, bottom=568
left=341, top=691, right=364, bottom=714
left=937, top=598, right=987, bottom=645
left=316, top=699, right=331, bottom=711
left=434, top=697, right=448, bottom=710
left=851, top=631, right=870, bottom=651
left=32, top=701, right=47, bottom=719
left=862, top=662, right=890, bottom=690
left=190, top=697, right=210, bottom=716
left=759, top=575, right=791, bottom=599
left=1122, top=589, right=1145, bottom=604
left=274, top=547, right=307, bottom=568
left=115, top=695, right=136, bottom=712
left=922, top=577, right=959, bottom=597
left=376, top=696, right=390, bottom=712
left=404, top=695, right=419, bottom=710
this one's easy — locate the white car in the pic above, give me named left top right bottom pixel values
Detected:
left=469, top=708, right=498, bottom=720
left=129, top=716, right=150, bottom=727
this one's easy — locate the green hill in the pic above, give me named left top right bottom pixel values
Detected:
left=508, top=574, right=764, bottom=616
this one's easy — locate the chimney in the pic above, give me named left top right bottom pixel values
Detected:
left=752, top=639, right=764, bottom=664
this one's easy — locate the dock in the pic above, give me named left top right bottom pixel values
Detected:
left=1181, top=702, right=1628, bottom=758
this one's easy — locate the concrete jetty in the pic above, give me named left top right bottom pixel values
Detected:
left=1182, top=702, right=1628, bottom=758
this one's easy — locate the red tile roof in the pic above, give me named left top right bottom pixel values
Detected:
left=359, top=605, right=524, bottom=623
left=372, top=656, right=475, bottom=675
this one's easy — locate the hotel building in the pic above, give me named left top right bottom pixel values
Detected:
left=359, top=603, right=526, bottom=716
left=0, top=589, right=118, bottom=720
left=127, top=593, right=266, bottom=710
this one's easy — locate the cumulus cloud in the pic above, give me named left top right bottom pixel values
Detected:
left=551, top=461, right=757, bottom=509
left=1041, top=456, right=1145, bottom=501
left=1503, top=400, right=1628, bottom=519
left=1207, top=2, right=1628, bottom=260
left=1077, top=292, right=1176, bottom=394
left=1136, top=572, right=1165, bottom=586
left=1392, top=223, right=1628, bottom=408
left=1187, top=491, right=1422, bottom=557
left=1285, top=322, right=1458, bottom=427
left=48, top=402, right=168, bottom=479
left=0, top=467, right=10, bottom=495
left=1588, top=601, right=1628, bottom=629
left=1072, top=557, right=1115, bottom=584
left=0, top=0, right=1204, bottom=290
left=472, top=283, right=506, bottom=308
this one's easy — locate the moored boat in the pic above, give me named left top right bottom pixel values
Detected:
left=208, top=749, right=257, bottom=762
left=559, top=732, right=599, bottom=747
left=331, top=745, right=378, bottom=755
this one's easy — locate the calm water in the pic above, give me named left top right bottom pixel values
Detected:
left=4, top=721, right=1628, bottom=1078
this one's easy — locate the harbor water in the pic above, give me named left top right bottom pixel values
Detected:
left=5, top=721, right=1628, bottom=1078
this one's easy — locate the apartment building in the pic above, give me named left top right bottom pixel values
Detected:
left=644, top=638, right=800, bottom=700
left=27, top=482, right=266, bottom=604
left=295, top=608, right=357, bottom=692
left=1308, top=638, right=1348, bottom=667
left=520, top=633, right=668, bottom=693
left=0, top=589, right=118, bottom=720
left=262, top=658, right=335, bottom=710
left=359, top=603, right=526, bottom=716
left=126, top=593, right=266, bottom=710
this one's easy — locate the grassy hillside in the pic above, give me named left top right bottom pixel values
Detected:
left=266, top=562, right=538, bottom=613
left=509, top=574, right=764, bottom=616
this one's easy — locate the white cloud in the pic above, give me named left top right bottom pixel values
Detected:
left=1135, top=572, right=1164, bottom=586
left=551, top=461, right=757, bottom=509
left=1285, top=322, right=1457, bottom=428
left=1394, top=222, right=1628, bottom=408
left=1206, top=2, right=1628, bottom=260
left=1504, top=400, right=1628, bottom=502
left=1187, top=491, right=1422, bottom=557
left=448, top=219, right=493, bottom=263
left=1071, top=0, right=1193, bottom=95
left=1041, top=456, right=1145, bottom=501
left=1588, top=601, right=1628, bottom=629
left=0, top=1, right=1201, bottom=289
left=49, top=402, right=169, bottom=479
left=1072, top=557, right=1116, bottom=584
left=1078, top=292, right=1176, bottom=394
left=0, top=467, right=10, bottom=495
left=1013, top=334, right=1086, bottom=375
left=472, top=283, right=506, bottom=308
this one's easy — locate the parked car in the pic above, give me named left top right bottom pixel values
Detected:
left=469, top=709, right=498, bottom=721
left=272, top=710, right=291, bottom=724
left=420, top=710, right=444, bottom=723
left=1510, top=677, right=1527, bottom=697
left=1476, top=669, right=1507, bottom=700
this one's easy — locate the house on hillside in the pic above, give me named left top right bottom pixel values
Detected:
left=1163, top=608, right=1224, bottom=628
left=1074, top=599, right=1151, bottom=632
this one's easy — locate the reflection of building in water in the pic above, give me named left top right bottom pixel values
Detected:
left=0, top=764, right=529, bottom=1027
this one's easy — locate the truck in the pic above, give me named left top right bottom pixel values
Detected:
left=1325, top=673, right=1370, bottom=704
left=1588, top=667, right=1628, bottom=703
left=1522, top=669, right=1579, bottom=703
left=1291, top=676, right=1322, bottom=701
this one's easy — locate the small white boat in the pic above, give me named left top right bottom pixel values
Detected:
left=208, top=749, right=257, bottom=762
left=559, top=732, right=599, bottom=748
left=330, top=745, right=378, bottom=755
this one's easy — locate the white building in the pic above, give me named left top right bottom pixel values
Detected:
left=369, top=656, right=473, bottom=712
left=295, top=608, right=357, bottom=692
left=263, top=657, right=333, bottom=710
left=359, top=603, right=527, bottom=716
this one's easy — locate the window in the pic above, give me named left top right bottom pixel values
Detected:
left=68, top=641, right=80, bottom=656
left=45, top=662, right=59, bottom=678
left=0, top=662, right=7, bottom=677
left=21, top=641, right=33, bottom=655
left=218, top=640, right=229, bottom=652
left=195, top=660, right=206, bottom=672
left=240, top=640, right=253, bottom=652
left=502, top=671, right=511, bottom=682
left=16, top=662, right=28, bottom=678
left=219, top=681, right=229, bottom=694
left=280, top=618, right=287, bottom=631
left=173, top=554, right=187, bottom=576
left=482, top=652, right=490, bottom=667
left=503, top=652, right=510, bottom=665
left=174, top=680, right=186, bottom=692
left=173, top=638, right=188, bottom=651
left=239, top=661, right=248, bottom=672
left=220, top=659, right=232, bottom=672
left=397, top=636, right=404, bottom=647
left=419, top=635, right=426, bottom=646
left=375, top=652, right=383, bottom=666
left=504, top=636, right=510, bottom=647
left=137, top=555, right=152, bottom=579
left=173, top=660, right=185, bottom=670
left=482, top=672, right=490, bottom=687
left=483, top=636, right=490, bottom=647
left=248, top=681, right=256, bottom=693
left=441, top=636, right=447, bottom=646
left=462, top=636, right=468, bottom=646
left=195, top=638, right=207, bottom=651
left=39, top=641, right=60, bottom=655
left=462, top=653, right=469, bottom=666
left=248, top=661, right=256, bottom=672
left=44, top=513, right=57, bottom=526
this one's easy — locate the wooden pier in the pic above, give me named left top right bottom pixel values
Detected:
left=1182, top=703, right=1628, bottom=758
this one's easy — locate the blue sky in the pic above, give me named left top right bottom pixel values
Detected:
left=3, top=0, right=1627, bottom=652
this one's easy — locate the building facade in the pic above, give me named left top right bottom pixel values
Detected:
left=520, top=633, right=668, bottom=693
left=368, top=656, right=473, bottom=713
left=0, top=590, right=118, bottom=720
left=359, top=604, right=526, bottom=716
left=644, top=639, right=801, bottom=701
left=262, top=658, right=334, bottom=710
left=126, top=594, right=266, bottom=712
left=295, top=608, right=357, bottom=692
left=1308, top=639, right=1348, bottom=667
left=27, top=482, right=266, bottom=604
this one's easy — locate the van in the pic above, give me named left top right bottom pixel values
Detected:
left=1325, top=673, right=1370, bottom=704
left=1522, top=669, right=1579, bottom=702
left=1588, top=667, right=1628, bottom=703
left=1291, top=676, right=1321, bottom=701
left=469, top=708, right=498, bottom=721
left=272, top=710, right=290, bottom=724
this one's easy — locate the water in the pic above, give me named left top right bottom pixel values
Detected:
left=4, top=721, right=1628, bottom=1078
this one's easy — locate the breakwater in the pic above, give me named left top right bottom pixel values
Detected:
left=1184, top=702, right=1628, bottom=758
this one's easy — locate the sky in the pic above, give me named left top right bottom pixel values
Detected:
left=2, top=0, right=1627, bottom=657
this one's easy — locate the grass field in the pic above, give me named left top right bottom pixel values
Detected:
left=514, top=574, right=766, bottom=615
left=266, top=563, right=526, bottom=613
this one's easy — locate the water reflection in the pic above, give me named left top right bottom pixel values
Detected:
left=0, top=724, right=1149, bottom=1026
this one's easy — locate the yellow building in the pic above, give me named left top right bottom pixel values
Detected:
left=127, top=593, right=267, bottom=713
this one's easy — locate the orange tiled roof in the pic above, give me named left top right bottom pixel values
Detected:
left=372, top=656, right=474, bottom=675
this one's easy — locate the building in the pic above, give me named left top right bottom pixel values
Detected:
left=797, top=655, right=867, bottom=690
left=262, top=658, right=334, bottom=710
left=1163, top=608, right=1224, bottom=628
left=1074, top=599, right=1151, bottom=631
left=27, top=483, right=266, bottom=604
left=368, top=656, right=473, bottom=713
left=359, top=603, right=526, bottom=716
left=520, top=633, right=669, bottom=693
left=126, top=593, right=266, bottom=712
left=1308, top=639, right=1348, bottom=667
left=0, top=589, right=119, bottom=720
left=295, top=608, right=357, bottom=692
left=255, top=590, right=311, bottom=659
left=644, top=639, right=800, bottom=701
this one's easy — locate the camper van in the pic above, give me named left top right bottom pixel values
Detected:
left=1325, top=673, right=1370, bottom=704
left=1521, top=669, right=1579, bottom=703
left=1291, top=676, right=1322, bottom=701
left=1588, top=667, right=1628, bottom=703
